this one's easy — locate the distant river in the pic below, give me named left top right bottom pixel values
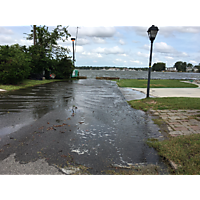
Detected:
left=79, top=69, right=200, bottom=80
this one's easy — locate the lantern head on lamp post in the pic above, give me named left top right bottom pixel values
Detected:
left=71, top=38, right=76, bottom=65
left=147, top=25, right=159, bottom=42
left=146, top=25, right=159, bottom=98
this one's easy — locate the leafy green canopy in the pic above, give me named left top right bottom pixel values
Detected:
left=0, top=44, right=31, bottom=84
left=0, top=25, right=74, bottom=84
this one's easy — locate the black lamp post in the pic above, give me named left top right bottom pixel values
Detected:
left=71, top=38, right=76, bottom=65
left=146, top=25, right=159, bottom=98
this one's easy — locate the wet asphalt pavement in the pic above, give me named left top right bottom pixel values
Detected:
left=0, top=79, right=168, bottom=174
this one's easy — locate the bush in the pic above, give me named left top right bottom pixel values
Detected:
left=52, top=57, right=74, bottom=79
left=0, top=44, right=31, bottom=84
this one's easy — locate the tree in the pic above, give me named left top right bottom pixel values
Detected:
left=187, top=63, right=193, bottom=68
left=25, top=25, right=71, bottom=57
left=0, top=44, right=31, bottom=84
left=33, top=25, right=36, bottom=45
left=52, top=57, right=74, bottom=79
left=174, top=61, right=186, bottom=72
left=152, top=62, right=166, bottom=71
left=25, top=25, right=72, bottom=78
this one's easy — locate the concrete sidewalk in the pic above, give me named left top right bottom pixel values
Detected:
left=132, top=87, right=200, bottom=98
left=132, top=80, right=200, bottom=98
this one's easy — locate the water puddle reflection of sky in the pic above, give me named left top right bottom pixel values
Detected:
left=0, top=79, right=169, bottom=173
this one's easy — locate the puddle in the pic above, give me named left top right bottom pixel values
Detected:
left=0, top=121, right=33, bottom=136
left=0, top=79, right=169, bottom=174
left=118, top=87, right=146, bottom=101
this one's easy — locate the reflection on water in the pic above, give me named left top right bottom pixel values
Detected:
left=0, top=79, right=169, bottom=173
left=0, top=81, right=75, bottom=135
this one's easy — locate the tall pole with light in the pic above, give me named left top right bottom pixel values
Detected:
left=71, top=38, right=76, bottom=65
left=146, top=25, right=159, bottom=98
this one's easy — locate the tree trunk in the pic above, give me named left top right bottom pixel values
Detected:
left=33, top=25, right=36, bottom=45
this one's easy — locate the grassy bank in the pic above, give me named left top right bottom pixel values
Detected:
left=128, top=97, right=200, bottom=111
left=147, top=134, right=200, bottom=175
left=115, top=79, right=198, bottom=88
left=128, top=97, right=200, bottom=174
left=0, top=79, right=64, bottom=92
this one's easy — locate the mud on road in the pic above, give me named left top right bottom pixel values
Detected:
left=0, top=79, right=169, bottom=174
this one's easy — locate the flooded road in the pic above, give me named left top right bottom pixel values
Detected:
left=0, top=80, right=168, bottom=174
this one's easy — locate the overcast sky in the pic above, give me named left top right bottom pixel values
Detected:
left=1, top=25, right=200, bottom=68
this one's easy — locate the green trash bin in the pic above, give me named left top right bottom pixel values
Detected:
left=71, top=69, right=79, bottom=78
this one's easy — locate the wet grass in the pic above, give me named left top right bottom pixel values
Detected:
left=0, top=79, right=64, bottom=92
left=128, top=97, right=200, bottom=111
left=147, top=134, right=200, bottom=175
left=115, top=79, right=198, bottom=88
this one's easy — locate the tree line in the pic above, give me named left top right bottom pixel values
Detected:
left=152, top=61, right=200, bottom=72
left=75, top=66, right=149, bottom=71
left=0, top=25, right=74, bottom=84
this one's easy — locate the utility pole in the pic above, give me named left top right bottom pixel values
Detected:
left=33, top=25, right=36, bottom=45
left=75, top=27, right=79, bottom=53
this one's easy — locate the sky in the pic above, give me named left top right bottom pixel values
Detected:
left=1, top=25, right=200, bottom=68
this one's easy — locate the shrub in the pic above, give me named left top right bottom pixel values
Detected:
left=0, top=44, right=31, bottom=84
left=52, top=57, right=74, bottom=79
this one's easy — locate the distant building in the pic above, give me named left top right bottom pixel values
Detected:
left=193, top=67, right=199, bottom=72
left=186, top=67, right=193, bottom=72
left=166, top=67, right=177, bottom=72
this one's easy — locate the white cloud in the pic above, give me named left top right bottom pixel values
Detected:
left=81, top=51, right=103, bottom=58
left=154, top=42, right=175, bottom=53
left=68, top=45, right=84, bottom=53
left=124, top=26, right=200, bottom=39
left=0, top=35, right=19, bottom=44
left=181, top=52, right=188, bottom=57
left=122, top=54, right=127, bottom=57
left=94, top=47, right=105, bottom=53
left=68, top=26, right=116, bottom=38
left=18, top=39, right=33, bottom=46
left=131, top=26, right=148, bottom=37
left=75, top=46, right=84, bottom=53
left=76, top=38, right=90, bottom=45
left=93, top=37, right=105, bottom=43
left=0, top=27, right=13, bottom=35
left=137, top=51, right=148, bottom=58
left=130, top=60, right=142, bottom=64
left=189, top=60, right=198, bottom=65
left=119, top=39, right=125, bottom=45
left=146, top=42, right=190, bottom=58
left=165, top=56, right=174, bottom=60
left=159, top=26, right=200, bottom=37
left=94, top=46, right=124, bottom=54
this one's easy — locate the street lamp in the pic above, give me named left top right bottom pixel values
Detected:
left=146, top=25, right=159, bottom=98
left=71, top=38, right=76, bottom=65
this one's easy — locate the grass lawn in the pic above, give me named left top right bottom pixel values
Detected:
left=147, top=134, right=200, bottom=175
left=115, top=79, right=198, bottom=88
left=128, top=97, right=200, bottom=111
left=0, top=79, right=64, bottom=92
left=129, top=97, right=200, bottom=174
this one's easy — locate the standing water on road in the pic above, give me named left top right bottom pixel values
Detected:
left=0, top=79, right=168, bottom=174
